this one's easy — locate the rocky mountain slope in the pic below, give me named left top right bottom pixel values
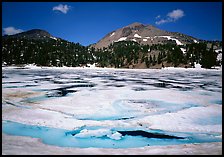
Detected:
left=92, top=22, right=200, bottom=49
left=2, top=29, right=58, bottom=40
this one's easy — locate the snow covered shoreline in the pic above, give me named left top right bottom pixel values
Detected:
left=2, top=63, right=222, bottom=71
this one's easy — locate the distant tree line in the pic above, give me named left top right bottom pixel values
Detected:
left=2, top=37, right=221, bottom=69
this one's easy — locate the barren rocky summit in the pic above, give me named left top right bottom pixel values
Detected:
left=92, top=22, right=199, bottom=49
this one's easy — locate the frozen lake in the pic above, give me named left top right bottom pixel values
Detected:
left=2, top=66, right=222, bottom=153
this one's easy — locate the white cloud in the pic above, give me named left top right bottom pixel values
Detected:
left=155, top=9, right=184, bottom=25
left=155, top=19, right=171, bottom=25
left=53, top=4, right=70, bottom=14
left=155, top=15, right=161, bottom=19
left=167, top=9, right=184, bottom=21
left=3, top=26, right=23, bottom=35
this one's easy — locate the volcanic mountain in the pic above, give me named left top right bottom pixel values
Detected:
left=92, top=22, right=200, bottom=49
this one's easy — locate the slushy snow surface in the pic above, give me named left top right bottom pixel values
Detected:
left=2, top=66, right=222, bottom=150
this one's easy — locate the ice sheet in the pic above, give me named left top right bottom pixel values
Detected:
left=2, top=66, right=222, bottom=153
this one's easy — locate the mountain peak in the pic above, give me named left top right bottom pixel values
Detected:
left=25, top=29, right=50, bottom=35
left=2, top=29, right=53, bottom=40
left=93, top=22, right=202, bottom=49
left=126, top=22, right=145, bottom=30
left=16, top=29, right=51, bottom=37
left=127, top=22, right=144, bottom=27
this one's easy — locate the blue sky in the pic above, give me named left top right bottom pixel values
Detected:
left=2, top=2, right=222, bottom=46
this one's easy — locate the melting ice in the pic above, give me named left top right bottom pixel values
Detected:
left=2, top=66, right=222, bottom=148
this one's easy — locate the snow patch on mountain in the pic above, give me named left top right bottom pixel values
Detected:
left=110, top=32, right=115, bottom=37
left=50, top=36, right=57, bottom=40
left=114, top=37, right=127, bottom=42
left=217, top=53, right=222, bottom=61
left=193, top=39, right=199, bottom=43
left=180, top=48, right=186, bottom=54
left=215, top=49, right=222, bottom=61
left=215, top=48, right=222, bottom=53
left=134, top=34, right=142, bottom=38
left=155, top=36, right=183, bottom=45
left=131, top=39, right=137, bottom=42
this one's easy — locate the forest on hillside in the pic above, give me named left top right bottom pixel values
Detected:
left=2, top=37, right=222, bottom=69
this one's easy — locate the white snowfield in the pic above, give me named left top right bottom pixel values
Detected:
left=110, top=32, right=115, bottom=37
left=50, top=36, right=57, bottom=40
left=86, top=63, right=96, bottom=68
left=134, top=34, right=142, bottom=38
left=214, top=48, right=222, bottom=61
left=217, top=53, right=222, bottom=61
left=180, top=48, right=186, bottom=54
left=131, top=39, right=137, bottom=42
left=117, top=37, right=127, bottom=42
left=215, top=48, right=222, bottom=53
left=193, top=39, right=199, bottom=43
left=155, top=36, right=183, bottom=45
left=2, top=66, right=222, bottom=155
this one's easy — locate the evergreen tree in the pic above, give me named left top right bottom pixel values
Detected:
left=2, top=36, right=221, bottom=69
left=157, top=52, right=162, bottom=64
left=145, top=57, right=150, bottom=68
left=152, top=54, right=156, bottom=66
left=166, top=51, right=172, bottom=63
left=149, top=55, right=152, bottom=64
left=200, top=44, right=217, bottom=68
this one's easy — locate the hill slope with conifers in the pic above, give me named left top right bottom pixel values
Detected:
left=2, top=27, right=222, bottom=69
